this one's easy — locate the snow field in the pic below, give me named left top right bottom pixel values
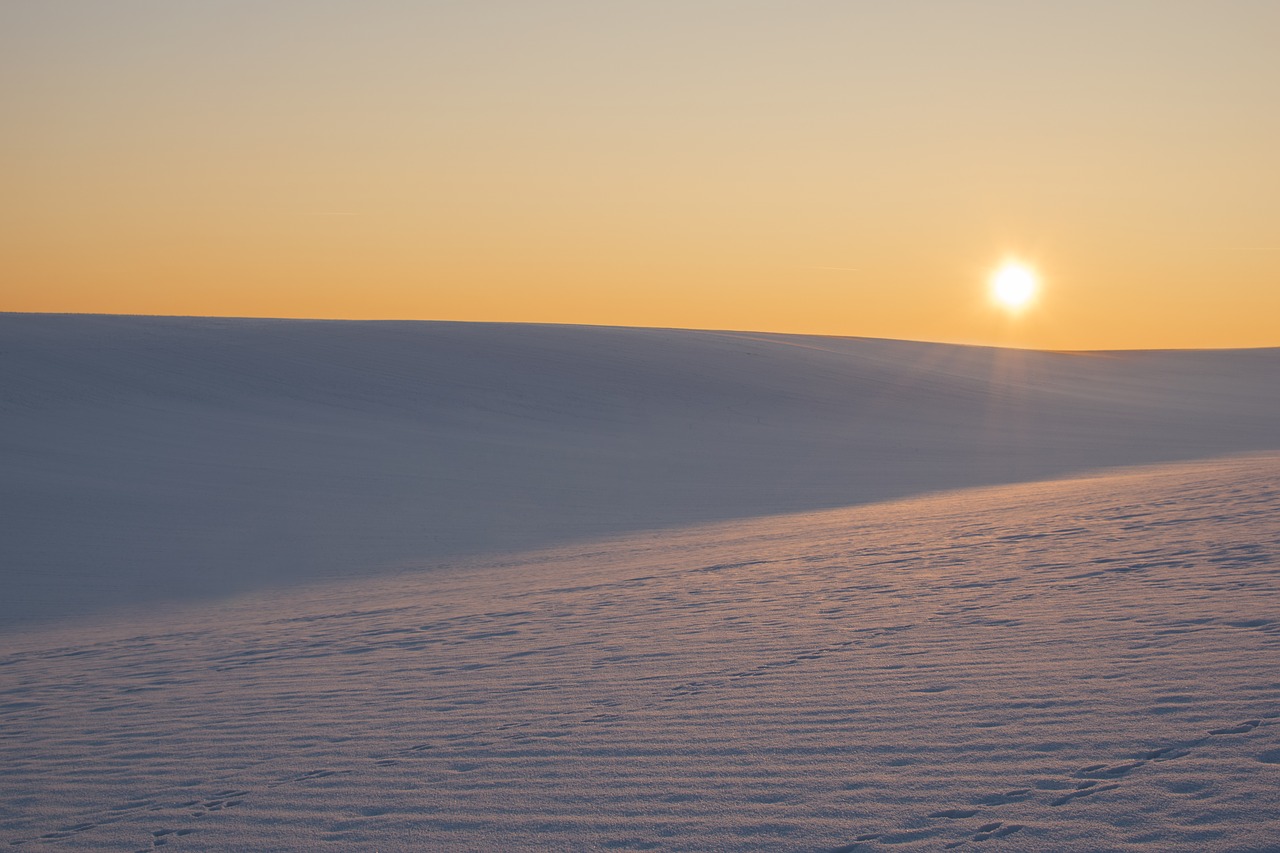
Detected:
left=3, top=456, right=1279, bottom=851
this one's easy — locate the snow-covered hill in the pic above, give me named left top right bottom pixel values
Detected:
left=3, top=455, right=1279, bottom=850
left=2, top=314, right=1278, bottom=625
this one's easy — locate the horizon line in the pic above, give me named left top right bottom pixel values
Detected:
left=4, top=309, right=1278, bottom=354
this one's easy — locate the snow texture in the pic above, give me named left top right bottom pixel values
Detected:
left=3, top=315, right=1280, bottom=851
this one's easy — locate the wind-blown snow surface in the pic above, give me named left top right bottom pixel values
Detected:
left=2, top=314, right=1278, bottom=624
left=4, top=456, right=1280, bottom=851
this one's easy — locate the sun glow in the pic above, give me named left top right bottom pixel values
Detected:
left=990, top=261, right=1039, bottom=311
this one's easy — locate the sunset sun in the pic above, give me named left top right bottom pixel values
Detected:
left=990, top=261, right=1039, bottom=311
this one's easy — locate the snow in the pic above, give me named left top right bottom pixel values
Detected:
left=2, top=314, right=1280, bottom=850
left=3, top=314, right=1277, bottom=626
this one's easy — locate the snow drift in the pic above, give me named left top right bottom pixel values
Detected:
left=2, top=313, right=1278, bottom=625
left=3, top=455, right=1279, bottom=850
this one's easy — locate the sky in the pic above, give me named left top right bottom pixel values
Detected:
left=3, top=1, right=1278, bottom=349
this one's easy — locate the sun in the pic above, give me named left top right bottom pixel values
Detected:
left=990, top=260, right=1039, bottom=311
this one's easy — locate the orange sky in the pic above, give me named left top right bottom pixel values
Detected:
left=3, top=2, right=1278, bottom=349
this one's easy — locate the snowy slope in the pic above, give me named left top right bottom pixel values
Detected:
left=2, top=314, right=1278, bottom=625
left=3, top=455, right=1279, bottom=851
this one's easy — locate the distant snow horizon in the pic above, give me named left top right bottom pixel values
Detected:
left=5, top=311, right=1277, bottom=354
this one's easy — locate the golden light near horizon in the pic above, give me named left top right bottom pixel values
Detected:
left=990, top=261, right=1039, bottom=313
left=2, top=3, right=1280, bottom=349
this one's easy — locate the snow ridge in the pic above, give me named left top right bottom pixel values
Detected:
left=3, top=314, right=1278, bottom=624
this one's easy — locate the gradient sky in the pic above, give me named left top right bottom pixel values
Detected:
left=3, top=1, right=1278, bottom=349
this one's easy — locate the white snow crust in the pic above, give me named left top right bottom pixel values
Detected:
left=3, top=315, right=1280, bottom=850
left=3, top=457, right=1280, bottom=851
